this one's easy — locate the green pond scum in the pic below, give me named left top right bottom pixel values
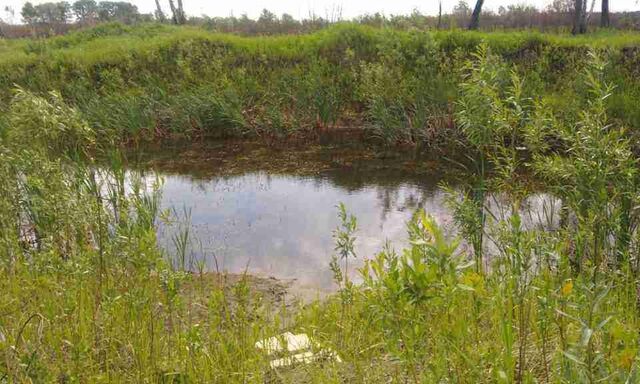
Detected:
left=3, top=22, right=640, bottom=383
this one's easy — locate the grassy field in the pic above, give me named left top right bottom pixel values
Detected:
left=2, top=23, right=640, bottom=146
left=2, top=25, right=640, bottom=382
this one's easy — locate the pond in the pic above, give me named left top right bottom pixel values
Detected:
left=130, top=140, right=558, bottom=297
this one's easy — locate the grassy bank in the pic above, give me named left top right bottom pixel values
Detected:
left=3, top=36, right=640, bottom=382
left=2, top=23, right=640, bottom=147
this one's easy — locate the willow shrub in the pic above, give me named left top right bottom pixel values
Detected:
left=298, top=47, right=640, bottom=383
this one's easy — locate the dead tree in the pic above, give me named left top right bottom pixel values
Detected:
left=176, top=0, right=185, bottom=23
left=572, top=0, right=587, bottom=34
left=168, top=0, right=185, bottom=24
left=468, top=0, right=484, bottom=30
left=601, top=0, right=610, bottom=27
left=154, top=0, right=165, bottom=22
left=167, top=0, right=176, bottom=23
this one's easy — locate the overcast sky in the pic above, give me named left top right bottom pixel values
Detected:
left=2, top=0, right=639, bottom=23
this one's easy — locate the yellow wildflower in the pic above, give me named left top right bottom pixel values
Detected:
left=561, top=280, right=573, bottom=296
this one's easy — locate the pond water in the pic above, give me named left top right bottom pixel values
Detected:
left=128, top=141, right=456, bottom=295
left=155, top=168, right=453, bottom=294
left=134, top=141, right=558, bottom=296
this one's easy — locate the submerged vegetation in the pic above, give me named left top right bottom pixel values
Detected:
left=3, top=22, right=640, bottom=383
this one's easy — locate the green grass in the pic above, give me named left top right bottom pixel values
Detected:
left=2, top=23, right=640, bottom=146
left=3, top=28, right=640, bottom=383
left=5, top=23, right=640, bottom=61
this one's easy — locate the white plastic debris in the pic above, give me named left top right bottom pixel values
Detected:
left=255, top=332, right=312, bottom=355
left=255, top=332, right=342, bottom=369
left=0, top=329, right=5, bottom=343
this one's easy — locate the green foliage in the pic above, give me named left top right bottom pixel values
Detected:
left=358, top=32, right=452, bottom=145
left=2, top=24, right=640, bottom=145
left=0, top=90, right=278, bottom=382
left=3, top=24, right=640, bottom=384
left=5, top=87, right=95, bottom=157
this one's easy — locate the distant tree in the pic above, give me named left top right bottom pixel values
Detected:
left=72, top=0, right=97, bottom=23
left=572, top=0, right=587, bottom=34
left=546, top=0, right=574, bottom=13
left=21, top=2, right=38, bottom=25
left=97, top=1, right=139, bottom=23
left=281, top=13, right=295, bottom=24
left=97, top=1, right=113, bottom=20
left=280, top=13, right=298, bottom=33
left=114, top=2, right=138, bottom=22
left=358, top=12, right=386, bottom=28
left=498, top=4, right=537, bottom=28
left=468, top=0, right=484, bottom=29
left=154, top=0, right=165, bottom=22
left=453, top=0, right=471, bottom=16
left=0, top=6, right=14, bottom=36
left=56, top=2, right=72, bottom=23
left=30, top=2, right=71, bottom=24
left=258, top=9, right=276, bottom=23
left=257, top=8, right=277, bottom=31
left=2, top=6, right=15, bottom=24
left=236, top=13, right=256, bottom=33
left=601, top=0, right=610, bottom=27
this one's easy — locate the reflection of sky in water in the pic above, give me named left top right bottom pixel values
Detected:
left=156, top=171, right=454, bottom=293
left=153, top=170, right=561, bottom=294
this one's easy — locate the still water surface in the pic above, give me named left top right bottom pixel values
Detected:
left=140, top=142, right=558, bottom=295
left=154, top=167, right=452, bottom=293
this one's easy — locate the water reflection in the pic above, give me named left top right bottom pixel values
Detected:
left=141, top=145, right=561, bottom=295
left=155, top=169, right=451, bottom=293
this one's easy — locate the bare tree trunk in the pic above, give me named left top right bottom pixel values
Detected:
left=176, top=0, right=185, bottom=24
left=168, top=0, right=178, bottom=24
left=468, top=0, right=484, bottom=30
left=601, top=0, right=610, bottom=27
left=586, top=0, right=596, bottom=24
left=572, top=0, right=587, bottom=34
left=572, top=0, right=582, bottom=34
left=154, top=0, right=166, bottom=22
left=437, top=0, right=442, bottom=29
left=580, top=0, right=587, bottom=33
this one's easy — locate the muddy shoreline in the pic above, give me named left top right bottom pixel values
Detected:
left=180, top=272, right=322, bottom=315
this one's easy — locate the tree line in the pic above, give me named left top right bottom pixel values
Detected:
left=20, top=1, right=141, bottom=25
left=468, top=0, right=613, bottom=33
left=0, top=0, right=637, bottom=38
left=197, top=2, right=636, bottom=35
left=17, top=0, right=188, bottom=26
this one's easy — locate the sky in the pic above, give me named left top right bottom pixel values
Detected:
left=1, top=0, right=638, bottom=23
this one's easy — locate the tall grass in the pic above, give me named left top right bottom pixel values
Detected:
left=0, top=88, right=291, bottom=382
left=3, top=36, right=640, bottom=383
left=2, top=23, right=640, bottom=146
